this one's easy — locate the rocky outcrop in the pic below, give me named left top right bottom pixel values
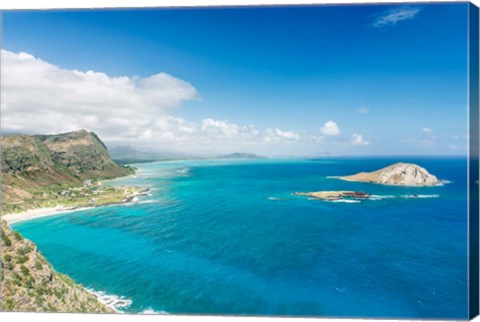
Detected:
left=0, top=220, right=112, bottom=313
left=339, top=163, right=439, bottom=186
left=37, top=130, right=130, bottom=179
left=294, top=191, right=370, bottom=201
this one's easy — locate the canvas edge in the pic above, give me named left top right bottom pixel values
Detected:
left=468, top=1, right=480, bottom=320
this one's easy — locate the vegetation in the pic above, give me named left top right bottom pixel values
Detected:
left=1, top=130, right=138, bottom=215
left=2, top=182, right=145, bottom=215
left=1, top=130, right=134, bottom=212
left=0, top=220, right=112, bottom=313
left=0, top=129, right=140, bottom=313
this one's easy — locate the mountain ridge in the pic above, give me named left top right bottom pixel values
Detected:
left=1, top=130, right=132, bottom=206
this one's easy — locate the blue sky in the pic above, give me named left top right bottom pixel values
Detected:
left=1, top=3, right=470, bottom=156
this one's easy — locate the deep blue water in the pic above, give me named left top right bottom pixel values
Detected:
left=12, top=157, right=469, bottom=319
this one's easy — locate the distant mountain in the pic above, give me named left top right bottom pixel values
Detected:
left=311, top=152, right=334, bottom=157
left=109, top=145, right=159, bottom=164
left=1, top=129, right=131, bottom=203
left=109, top=145, right=196, bottom=164
left=218, top=153, right=267, bottom=159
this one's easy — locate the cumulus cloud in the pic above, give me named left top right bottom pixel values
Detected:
left=1, top=49, right=377, bottom=156
left=309, top=135, right=324, bottom=143
left=351, top=133, right=369, bottom=146
left=374, top=7, right=421, bottom=28
left=2, top=50, right=312, bottom=155
left=320, top=120, right=341, bottom=136
left=356, top=107, right=370, bottom=114
left=201, top=118, right=259, bottom=140
left=1, top=49, right=198, bottom=141
left=422, top=127, right=432, bottom=133
left=264, top=128, right=300, bottom=143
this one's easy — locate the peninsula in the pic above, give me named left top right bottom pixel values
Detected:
left=1, top=129, right=138, bottom=215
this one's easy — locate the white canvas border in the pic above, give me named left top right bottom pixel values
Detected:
left=0, top=1, right=478, bottom=322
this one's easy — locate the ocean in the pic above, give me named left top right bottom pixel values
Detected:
left=11, top=157, right=469, bottom=319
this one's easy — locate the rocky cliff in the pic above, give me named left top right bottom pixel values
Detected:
left=36, top=130, right=129, bottom=179
left=1, top=130, right=131, bottom=205
left=339, top=163, right=439, bottom=186
left=0, top=130, right=132, bottom=313
left=0, top=220, right=112, bottom=313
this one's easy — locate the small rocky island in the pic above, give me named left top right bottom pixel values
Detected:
left=294, top=191, right=370, bottom=201
left=339, top=162, right=440, bottom=186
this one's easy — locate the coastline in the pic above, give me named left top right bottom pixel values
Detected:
left=2, top=187, right=150, bottom=225
left=85, top=288, right=132, bottom=313
left=2, top=205, right=94, bottom=225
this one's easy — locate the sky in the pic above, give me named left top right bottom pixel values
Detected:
left=0, top=3, right=470, bottom=156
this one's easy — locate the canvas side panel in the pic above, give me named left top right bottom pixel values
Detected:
left=469, top=2, right=479, bottom=320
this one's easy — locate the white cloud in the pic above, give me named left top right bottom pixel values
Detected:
left=374, top=7, right=421, bottom=28
left=320, top=120, right=341, bottom=136
left=449, top=144, right=467, bottom=150
left=351, top=133, right=369, bottom=146
left=3, top=49, right=410, bottom=156
left=309, top=135, right=324, bottom=143
left=1, top=49, right=198, bottom=141
left=356, top=107, right=369, bottom=114
left=422, top=127, right=432, bottom=133
left=201, top=118, right=260, bottom=140
left=3, top=51, right=315, bottom=155
left=264, top=128, right=300, bottom=143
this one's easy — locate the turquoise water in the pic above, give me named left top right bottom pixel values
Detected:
left=12, top=157, right=468, bottom=319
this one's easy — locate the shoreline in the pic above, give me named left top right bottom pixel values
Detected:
left=85, top=288, right=132, bottom=314
left=2, top=188, right=150, bottom=225
left=2, top=205, right=95, bottom=225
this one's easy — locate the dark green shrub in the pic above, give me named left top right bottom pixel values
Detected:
left=18, top=246, right=32, bottom=255
left=17, top=255, right=28, bottom=264
left=2, top=235, right=11, bottom=247
left=20, top=264, right=30, bottom=276
left=35, top=261, right=43, bottom=270
left=5, top=298, right=14, bottom=310
left=13, top=231, right=23, bottom=241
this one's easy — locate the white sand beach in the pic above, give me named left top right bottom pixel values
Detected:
left=2, top=187, right=151, bottom=225
left=2, top=206, right=93, bottom=224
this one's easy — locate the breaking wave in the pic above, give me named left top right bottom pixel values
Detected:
left=368, top=195, right=396, bottom=200
left=140, top=307, right=169, bottom=314
left=401, top=194, right=440, bottom=199
left=87, top=288, right=132, bottom=313
left=330, top=199, right=361, bottom=203
left=175, top=168, right=190, bottom=174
